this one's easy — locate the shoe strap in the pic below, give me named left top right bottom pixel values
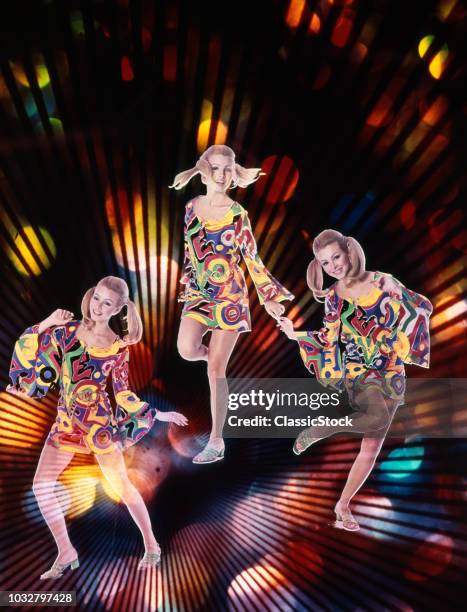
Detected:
left=200, top=447, right=223, bottom=458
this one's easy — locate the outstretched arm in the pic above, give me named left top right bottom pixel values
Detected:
left=279, top=293, right=344, bottom=389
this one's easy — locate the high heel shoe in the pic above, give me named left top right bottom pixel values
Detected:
left=292, top=428, right=323, bottom=455
left=40, top=557, right=80, bottom=580
left=137, top=549, right=161, bottom=571
left=331, top=506, right=360, bottom=532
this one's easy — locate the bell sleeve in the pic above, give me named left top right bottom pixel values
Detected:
left=294, top=292, right=344, bottom=390
left=8, top=325, right=62, bottom=398
left=178, top=216, right=192, bottom=295
left=178, top=203, right=202, bottom=303
left=235, top=206, right=294, bottom=305
left=384, top=274, right=433, bottom=368
left=112, top=347, right=158, bottom=449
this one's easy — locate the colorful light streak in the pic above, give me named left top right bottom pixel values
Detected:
left=5, top=225, right=56, bottom=276
left=0, top=1, right=465, bottom=608
left=379, top=446, right=425, bottom=479
left=256, top=155, right=299, bottom=204
left=285, top=0, right=306, bottom=29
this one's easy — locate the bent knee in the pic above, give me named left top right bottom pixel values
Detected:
left=177, top=339, right=200, bottom=361
left=368, top=414, right=390, bottom=431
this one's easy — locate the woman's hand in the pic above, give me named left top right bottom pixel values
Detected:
left=264, top=300, right=285, bottom=320
left=278, top=316, right=296, bottom=340
left=156, top=411, right=188, bottom=426
left=38, top=309, right=74, bottom=334
left=372, top=273, right=402, bottom=299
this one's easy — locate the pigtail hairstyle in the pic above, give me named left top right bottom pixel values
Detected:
left=170, top=165, right=202, bottom=190
left=232, top=162, right=264, bottom=188
left=124, top=300, right=143, bottom=344
left=81, top=287, right=96, bottom=329
left=170, top=145, right=264, bottom=190
left=195, top=158, right=212, bottom=185
left=344, top=236, right=366, bottom=287
left=306, top=259, right=326, bottom=303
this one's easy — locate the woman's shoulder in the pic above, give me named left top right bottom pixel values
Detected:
left=114, top=339, right=131, bottom=361
left=326, top=282, right=339, bottom=299
left=186, top=195, right=205, bottom=209
left=230, top=201, right=246, bottom=220
left=184, top=197, right=200, bottom=222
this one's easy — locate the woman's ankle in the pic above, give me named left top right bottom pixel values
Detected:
left=208, top=436, right=224, bottom=449
left=57, top=546, right=77, bottom=561
left=144, top=539, right=160, bottom=553
left=335, top=500, right=351, bottom=512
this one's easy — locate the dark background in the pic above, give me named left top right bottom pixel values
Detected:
left=0, top=1, right=466, bottom=610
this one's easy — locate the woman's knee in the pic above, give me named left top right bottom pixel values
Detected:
left=33, top=476, right=53, bottom=497
left=177, top=338, right=201, bottom=361
left=367, top=412, right=390, bottom=431
left=360, top=435, right=385, bottom=455
left=207, top=358, right=226, bottom=380
left=102, top=467, right=139, bottom=504
left=120, top=480, right=141, bottom=505
left=357, top=391, right=390, bottom=427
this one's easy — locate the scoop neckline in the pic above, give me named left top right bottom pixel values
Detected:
left=331, top=279, right=381, bottom=305
left=74, top=324, right=121, bottom=351
left=79, top=337, right=121, bottom=351
left=189, top=198, right=238, bottom=224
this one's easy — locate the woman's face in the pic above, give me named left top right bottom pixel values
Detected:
left=89, top=286, right=121, bottom=323
left=205, top=154, right=233, bottom=192
left=316, top=242, right=350, bottom=280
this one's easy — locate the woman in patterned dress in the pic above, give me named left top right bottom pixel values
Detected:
left=171, top=145, right=294, bottom=463
left=279, top=230, right=432, bottom=531
left=7, top=276, right=187, bottom=577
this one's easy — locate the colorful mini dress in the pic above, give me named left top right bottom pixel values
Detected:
left=8, top=321, right=157, bottom=455
left=295, top=278, right=432, bottom=405
left=179, top=201, right=294, bottom=332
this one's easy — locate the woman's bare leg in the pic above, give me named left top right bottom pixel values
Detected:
left=177, top=317, right=209, bottom=361
left=296, top=387, right=392, bottom=454
left=96, top=449, right=158, bottom=554
left=33, top=443, right=76, bottom=561
left=207, top=329, right=240, bottom=443
left=178, top=316, right=239, bottom=448
left=335, top=398, right=400, bottom=526
left=338, top=398, right=399, bottom=504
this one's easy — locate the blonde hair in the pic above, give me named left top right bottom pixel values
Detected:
left=81, top=276, right=143, bottom=344
left=169, top=145, right=264, bottom=190
left=306, top=229, right=366, bottom=302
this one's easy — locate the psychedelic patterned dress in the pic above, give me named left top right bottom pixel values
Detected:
left=8, top=321, right=157, bottom=454
left=295, top=277, right=432, bottom=405
left=179, top=201, right=294, bottom=331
